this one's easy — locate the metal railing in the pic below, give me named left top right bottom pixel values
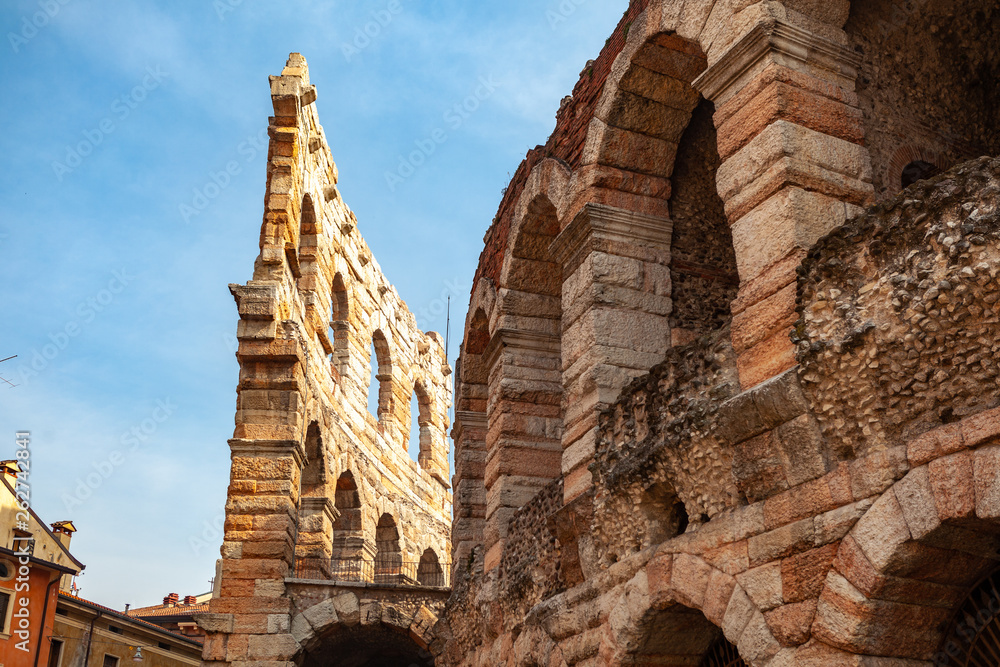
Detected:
left=293, top=556, right=450, bottom=588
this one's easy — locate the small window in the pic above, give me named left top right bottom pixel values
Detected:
left=901, top=160, right=940, bottom=189
left=48, top=639, right=64, bottom=667
left=108, top=625, right=123, bottom=634
left=0, top=591, right=10, bottom=633
left=102, top=655, right=120, bottom=667
left=0, top=559, right=14, bottom=580
left=55, top=606, right=69, bottom=616
left=157, top=642, right=171, bottom=650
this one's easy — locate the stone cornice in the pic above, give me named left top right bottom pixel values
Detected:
left=229, top=438, right=305, bottom=467
left=483, top=328, right=561, bottom=373
left=550, top=203, right=672, bottom=273
left=693, top=20, right=863, bottom=103
left=300, top=496, right=339, bottom=523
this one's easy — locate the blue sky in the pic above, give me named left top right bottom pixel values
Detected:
left=0, top=0, right=627, bottom=610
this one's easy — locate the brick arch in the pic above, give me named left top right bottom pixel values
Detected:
left=812, top=442, right=1000, bottom=661
left=887, top=144, right=947, bottom=194
left=604, top=551, right=782, bottom=666
left=291, top=593, right=439, bottom=664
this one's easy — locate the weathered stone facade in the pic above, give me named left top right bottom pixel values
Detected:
left=198, top=55, right=453, bottom=667
left=443, top=1, right=1000, bottom=665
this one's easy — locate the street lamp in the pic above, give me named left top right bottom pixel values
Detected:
left=132, top=647, right=143, bottom=662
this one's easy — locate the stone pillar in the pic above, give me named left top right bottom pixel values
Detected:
left=451, top=408, right=487, bottom=573
left=550, top=203, right=673, bottom=503
left=694, top=19, right=874, bottom=389
left=295, top=497, right=337, bottom=578
left=482, top=328, right=563, bottom=571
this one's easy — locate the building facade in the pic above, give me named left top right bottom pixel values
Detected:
left=0, top=463, right=84, bottom=667
left=199, top=0, right=1000, bottom=664
left=52, top=593, right=202, bottom=667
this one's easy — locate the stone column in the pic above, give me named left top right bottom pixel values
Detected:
left=451, top=409, right=487, bottom=573
left=694, top=19, right=874, bottom=389
left=295, top=497, right=337, bottom=578
left=201, top=284, right=306, bottom=667
left=482, top=328, right=563, bottom=571
left=550, top=203, right=673, bottom=504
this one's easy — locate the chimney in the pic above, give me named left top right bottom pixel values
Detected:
left=163, top=593, right=179, bottom=606
left=183, top=595, right=197, bottom=605
left=50, top=521, right=77, bottom=550
left=0, top=461, right=20, bottom=478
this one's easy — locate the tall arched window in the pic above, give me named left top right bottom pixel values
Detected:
left=408, top=380, right=431, bottom=465
left=329, top=273, right=349, bottom=371
left=417, top=548, right=443, bottom=587
left=374, top=513, right=401, bottom=584
left=331, top=471, right=363, bottom=579
left=367, top=330, right=392, bottom=425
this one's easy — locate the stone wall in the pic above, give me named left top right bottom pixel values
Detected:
left=200, top=54, right=452, bottom=667
left=438, top=153, right=1000, bottom=667
left=442, top=0, right=1000, bottom=663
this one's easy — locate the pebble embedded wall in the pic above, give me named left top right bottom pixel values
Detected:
left=200, top=54, right=452, bottom=667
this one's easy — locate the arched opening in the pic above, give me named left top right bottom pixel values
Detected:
left=639, top=481, right=689, bottom=546
left=367, top=330, right=392, bottom=426
left=329, top=272, right=349, bottom=371
left=483, top=196, right=564, bottom=562
left=668, top=97, right=739, bottom=345
left=331, top=471, right=365, bottom=579
left=628, top=604, right=743, bottom=666
left=408, top=380, right=431, bottom=466
left=814, top=459, right=1000, bottom=660
left=452, top=304, right=491, bottom=570
left=296, top=422, right=330, bottom=577
left=299, top=624, right=433, bottom=667
left=901, top=160, right=941, bottom=189
left=374, top=513, right=402, bottom=585
left=417, top=548, right=443, bottom=587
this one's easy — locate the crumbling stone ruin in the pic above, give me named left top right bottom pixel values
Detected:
left=198, top=0, right=1000, bottom=663
left=197, top=55, right=453, bottom=667
left=441, top=0, right=1000, bottom=665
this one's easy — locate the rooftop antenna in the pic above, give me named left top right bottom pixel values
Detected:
left=0, top=355, right=17, bottom=388
left=445, top=296, right=451, bottom=364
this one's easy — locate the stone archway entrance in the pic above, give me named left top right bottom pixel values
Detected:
left=300, top=624, right=434, bottom=667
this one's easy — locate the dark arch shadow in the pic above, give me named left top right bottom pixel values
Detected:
left=300, top=623, right=433, bottom=667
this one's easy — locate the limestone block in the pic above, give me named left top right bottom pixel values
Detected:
left=736, top=563, right=783, bottom=611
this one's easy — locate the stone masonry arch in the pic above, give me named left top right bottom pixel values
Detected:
left=813, top=439, right=1000, bottom=661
